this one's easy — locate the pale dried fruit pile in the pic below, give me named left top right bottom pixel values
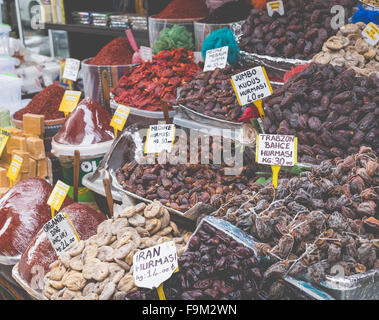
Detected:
left=313, top=23, right=379, bottom=77
left=212, top=147, right=378, bottom=296
left=43, top=201, right=192, bottom=300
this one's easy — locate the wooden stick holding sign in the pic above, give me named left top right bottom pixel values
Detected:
left=231, top=66, right=273, bottom=121
left=103, top=177, right=114, bottom=218
left=256, top=134, right=298, bottom=188
left=161, top=101, right=172, bottom=124
left=102, top=69, right=111, bottom=112
left=73, top=150, right=80, bottom=203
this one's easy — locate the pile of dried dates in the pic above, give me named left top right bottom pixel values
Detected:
left=239, top=0, right=356, bottom=60
left=44, top=201, right=191, bottom=300
left=313, top=23, right=379, bottom=77
left=176, top=66, right=246, bottom=122
left=116, top=136, right=262, bottom=213
left=111, top=48, right=200, bottom=111
left=212, top=147, right=378, bottom=293
left=127, top=219, right=264, bottom=300
left=262, top=63, right=379, bottom=164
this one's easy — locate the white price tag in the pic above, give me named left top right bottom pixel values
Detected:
left=203, top=46, right=228, bottom=72
left=140, top=46, right=153, bottom=62
left=362, top=22, right=379, bottom=46
left=267, top=1, right=285, bottom=16
left=43, top=212, right=80, bottom=256
left=231, top=66, right=273, bottom=107
left=133, top=241, right=178, bottom=290
left=144, top=124, right=175, bottom=154
left=62, top=58, right=81, bottom=81
left=256, top=134, right=298, bottom=166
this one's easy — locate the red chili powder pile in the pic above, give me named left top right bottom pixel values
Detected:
left=156, top=0, right=209, bottom=19
left=14, top=84, right=66, bottom=121
left=88, top=38, right=134, bottom=65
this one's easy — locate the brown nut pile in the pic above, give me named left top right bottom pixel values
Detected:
left=262, top=63, right=379, bottom=164
left=239, top=0, right=356, bottom=60
left=212, top=147, right=378, bottom=290
left=43, top=201, right=192, bottom=300
left=176, top=66, right=245, bottom=122
left=313, top=23, right=379, bottom=77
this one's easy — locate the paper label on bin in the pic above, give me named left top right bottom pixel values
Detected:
left=140, top=46, right=153, bottom=62
left=62, top=58, right=81, bottom=81
left=256, top=134, right=297, bottom=166
left=0, top=128, right=10, bottom=157
left=7, top=154, right=23, bottom=181
left=59, top=90, right=82, bottom=114
left=362, top=22, right=379, bottom=46
left=110, top=104, right=131, bottom=132
left=144, top=124, right=175, bottom=154
left=47, top=180, right=70, bottom=213
left=203, top=46, right=228, bottom=72
left=44, top=212, right=80, bottom=256
left=267, top=1, right=285, bottom=16
left=231, top=66, right=273, bottom=106
left=133, top=241, right=178, bottom=290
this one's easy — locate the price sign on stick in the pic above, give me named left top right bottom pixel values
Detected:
left=0, top=128, right=10, bottom=157
left=256, top=134, right=298, bottom=188
left=231, top=66, right=273, bottom=120
left=7, top=154, right=23, bottom=186
left=144, top=124, right=175, bottom=154
left=362, top=22, right=379, bottom=46
left=140, top=46, right=153, bottom=62
left=59, top=90, right=82, bottom=117
left=110, top=104, right=131, bottom=138
left=62, top=58, right=81, bottom=81
left=267, top=1, right=285, bottom=16
left=43, top=212, right=80, bottom=255
left=134, top=241, right=178, bottom=299
left=203, top=46, right=228, bottom=72
left=47, top=180, right=70, bottom=218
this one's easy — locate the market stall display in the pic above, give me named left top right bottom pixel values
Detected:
left=15, top=203, right=105, bottom=294
left=43, top=201, right=192, bottom=300
left=312, top=23, right=379, bottom=77
left=262, top=63, right=378, bottom=164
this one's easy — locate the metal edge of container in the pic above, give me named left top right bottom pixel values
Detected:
left=11, top=263, right=46, bottom=300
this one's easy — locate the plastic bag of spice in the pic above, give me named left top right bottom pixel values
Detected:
left=0, top=178, right=73, bottom=265
left=12, top=203, right=105, bottom=298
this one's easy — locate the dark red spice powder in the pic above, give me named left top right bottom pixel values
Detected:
left=88, top=38, right=134, bottom=66
left=14, top=84, right=66, bottom=121
left=156, top=0, right=209, bottom=19
left=53, top=98, right=114, bottom=145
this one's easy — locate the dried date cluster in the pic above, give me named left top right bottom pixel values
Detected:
left=176, top=66, right=245, bottom=122
left=262, top=63, right=379, bottom=164
left=127, top=220, right=263, bottom=300
left=213, top=147, right=378, bottom=292
left=239, top=0, right=356, bottom=60
left=116, top=136, right=260, bottom=212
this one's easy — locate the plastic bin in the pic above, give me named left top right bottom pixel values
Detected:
left=0, top=74, right=22, bottom=114
left=0, top=24, right=11, bottom=56
left=0, top=56, right=16, bottom=74
left=81, top=58, right=138, bottom=108
left=148, top=16, right=202, bottom=52
left=194, top=20, right=245, bottom=51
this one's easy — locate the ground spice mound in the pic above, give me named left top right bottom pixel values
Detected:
left=14, top=84, right=65, bottom=121
left=88, top=38, right=134, bottom=65
left=156, top=0, right=209, bottom=19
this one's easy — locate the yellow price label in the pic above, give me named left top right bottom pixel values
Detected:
left=59, top=90, right=82, bottom=115
left=362, top=22, right=379, bottom=46
left=7, top=154, right=23, bottom=185
left=47, top=180, right=70, bottom=217
left=0, top=128, right=11, bottom=157
left=110, top=105, right=131, bottom=138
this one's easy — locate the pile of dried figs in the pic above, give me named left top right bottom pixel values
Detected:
left=262, top=63, right=378, bottom=164
left=212, top=147, right=378, bottom=295
left=239, top=0, right=356, bottom=60
left=176, top=66, right=245, bottom=122
left=44, top=201, right=191, bottom=300
left=313, top=23, right=379, bottom=77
